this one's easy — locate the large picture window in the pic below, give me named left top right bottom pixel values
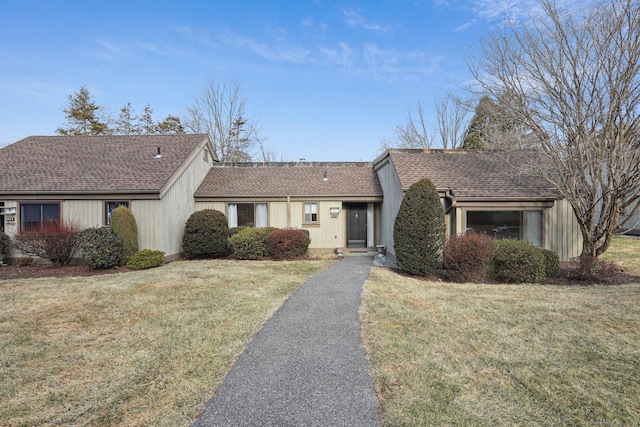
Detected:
left=228, top=203, right=268, bottom=228
left=105, top=201, right=130, bottom=225
left=466, top=210, right=542, bottom=246
left=20, top=202, right=60, bottom=230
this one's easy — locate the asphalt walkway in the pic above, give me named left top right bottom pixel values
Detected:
left=192, top=255, right=380, bottom=427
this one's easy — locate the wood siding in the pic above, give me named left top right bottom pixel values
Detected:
left=374, top=159, right=404, bottom=257
left=545, top=198, right=583, bottom=260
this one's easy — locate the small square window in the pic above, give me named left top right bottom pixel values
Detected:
left=304, top=202, right=318, bottom=223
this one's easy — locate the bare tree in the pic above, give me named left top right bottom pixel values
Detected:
left=187, top=79, right=265, bottom=164
left=470, top=0, right=640, bottom=256
left=435, top=92, right=469, bottom=149
left=394, top=101, right=434, bottom=149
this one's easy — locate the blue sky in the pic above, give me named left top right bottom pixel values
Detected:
left=1, top=0, right=541, bottom=161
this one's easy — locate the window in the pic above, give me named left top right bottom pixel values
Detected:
left=228, top=203, right=268, bottom=228
left=20, top=202, right=60, bottom=230
left=304, top=202, right=318, bottom=223
left=466, top=210, right=542, bottom=246
left=105, top=201, right=130, bottom=225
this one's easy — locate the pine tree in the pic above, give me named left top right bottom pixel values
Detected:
left=56, top=85, right=110, bottom=135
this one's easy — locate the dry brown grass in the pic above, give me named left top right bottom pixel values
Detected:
left=361, top=237, right=640, bottom=426
left=602, top=235, right=640, bottom=275
left=0, top=258, right=332, bottom=426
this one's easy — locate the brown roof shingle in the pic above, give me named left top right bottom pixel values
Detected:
left=195, top=163, right=382, bottom=198
left=387, top=149, right=559, bottom=199
left=0, top=134, right=209, bottom=194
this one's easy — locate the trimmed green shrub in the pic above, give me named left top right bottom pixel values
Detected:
left=540, top=248, right=560, bottom=277
left=393, top=178, right=446, bottom=276
left=488, top=240, right=546, bottom=283
left=126, top=249, right=165, bottom=270
left=0, top=232, right=11, bottom=261
left=229, top=227, right=271, bottom=260
left=265, top=229, right=310, bottom=259
left=183, top=209, right=229, bottom=259
left=110, top=206, right=138, bottom=264
left=78, top=227, right=123, bottom=269
left=229, top=226, right=249, bottom=238
left=444, top=232, right=495, bottom=283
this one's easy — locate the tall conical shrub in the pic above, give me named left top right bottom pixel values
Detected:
left=110, top=206, right=138, bottom=264
left=393, top=178, right=446, bottom=276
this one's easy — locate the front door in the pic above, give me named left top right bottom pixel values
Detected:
left=347, top=204, right=367, bottom=248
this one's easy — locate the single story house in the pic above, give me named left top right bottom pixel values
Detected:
left=0, top=134, right=215, bottom=261
left=0, top=135, right=583, bottom=262
left=373, top=149, right=583, bottom=260
left=193, top=162, right=383, bottom=252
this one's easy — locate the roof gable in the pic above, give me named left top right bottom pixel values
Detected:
left=0, top=134, right=210, bottom=194
left=195, top=163, right=382, bottom=198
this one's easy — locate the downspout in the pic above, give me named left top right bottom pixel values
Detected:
left=287, top=195, right=291, bottom=228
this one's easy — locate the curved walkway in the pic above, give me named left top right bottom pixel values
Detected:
left=192, top=255, right=380, bottom=427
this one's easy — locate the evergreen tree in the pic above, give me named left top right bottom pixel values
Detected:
left=156, top=115, right=185, bottom=134
left=393, top=178, right=446, bottom=277
left=56, top=85, right=110, bottom=135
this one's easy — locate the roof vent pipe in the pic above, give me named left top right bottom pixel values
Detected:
left=154, top=147, right=162, bottom=159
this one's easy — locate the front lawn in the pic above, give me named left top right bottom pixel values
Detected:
left=361, top=237, right=640, bottom=426
left=0, top=258, right=332, bottom=426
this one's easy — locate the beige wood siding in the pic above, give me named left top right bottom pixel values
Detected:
left=194, top=202, right=226, bottom=213
left=63, top=200, right=103, bottom=229
left=130, top=145, right=213, bottom=257
left=545, top=198, right=583, bottom=260
left=269, top=202, right=289, bottom=228
left=375, top=159, right=404, bottom=256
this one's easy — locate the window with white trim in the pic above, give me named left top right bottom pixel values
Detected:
left=228, top=203, right=268, bottom=228
left=304, top=202, right=318, bottom=224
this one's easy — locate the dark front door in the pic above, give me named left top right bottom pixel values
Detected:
left=347, top=204, right=367, bottom=248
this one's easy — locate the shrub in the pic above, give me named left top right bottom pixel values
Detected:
left=0, top=232, right=11, bottom=261
left=110, top=207, right=138, bottom=264
left=540, top=248, right=560, bottom=277
left=13, top=221, right=82, bottom=266
left=229, top=227, right=272, bottom=260
left=183, top=209, right=229, bottom=259
left=443, top=232, right=495, bottom=283
left=393, top=178, right=446, bottom=277
left=572, top=256, right=619, bottom=283
left=265, top=229, right=310, bottom=259
left=78, top=227, right=123, bottom=269
left=488, top=239, right=546, bottom=283
left=229, top=226, right=249, bottom=238
left=126, top=249, right=165, bottom=270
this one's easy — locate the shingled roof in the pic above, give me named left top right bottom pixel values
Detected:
left=195, top=163, right=382, bottom=199
left=384, top=149, right=559, bottom=200
left=0, top=134, right=210, bottom=195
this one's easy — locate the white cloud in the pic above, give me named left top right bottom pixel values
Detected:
left=341, top=7, right=390, bottom=32
left=302, top=17, right=313, bottom=26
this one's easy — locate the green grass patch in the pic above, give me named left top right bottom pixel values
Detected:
left=0, top=258, right=332, bottom=426
left=362, top=238, right=640, bottom=426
